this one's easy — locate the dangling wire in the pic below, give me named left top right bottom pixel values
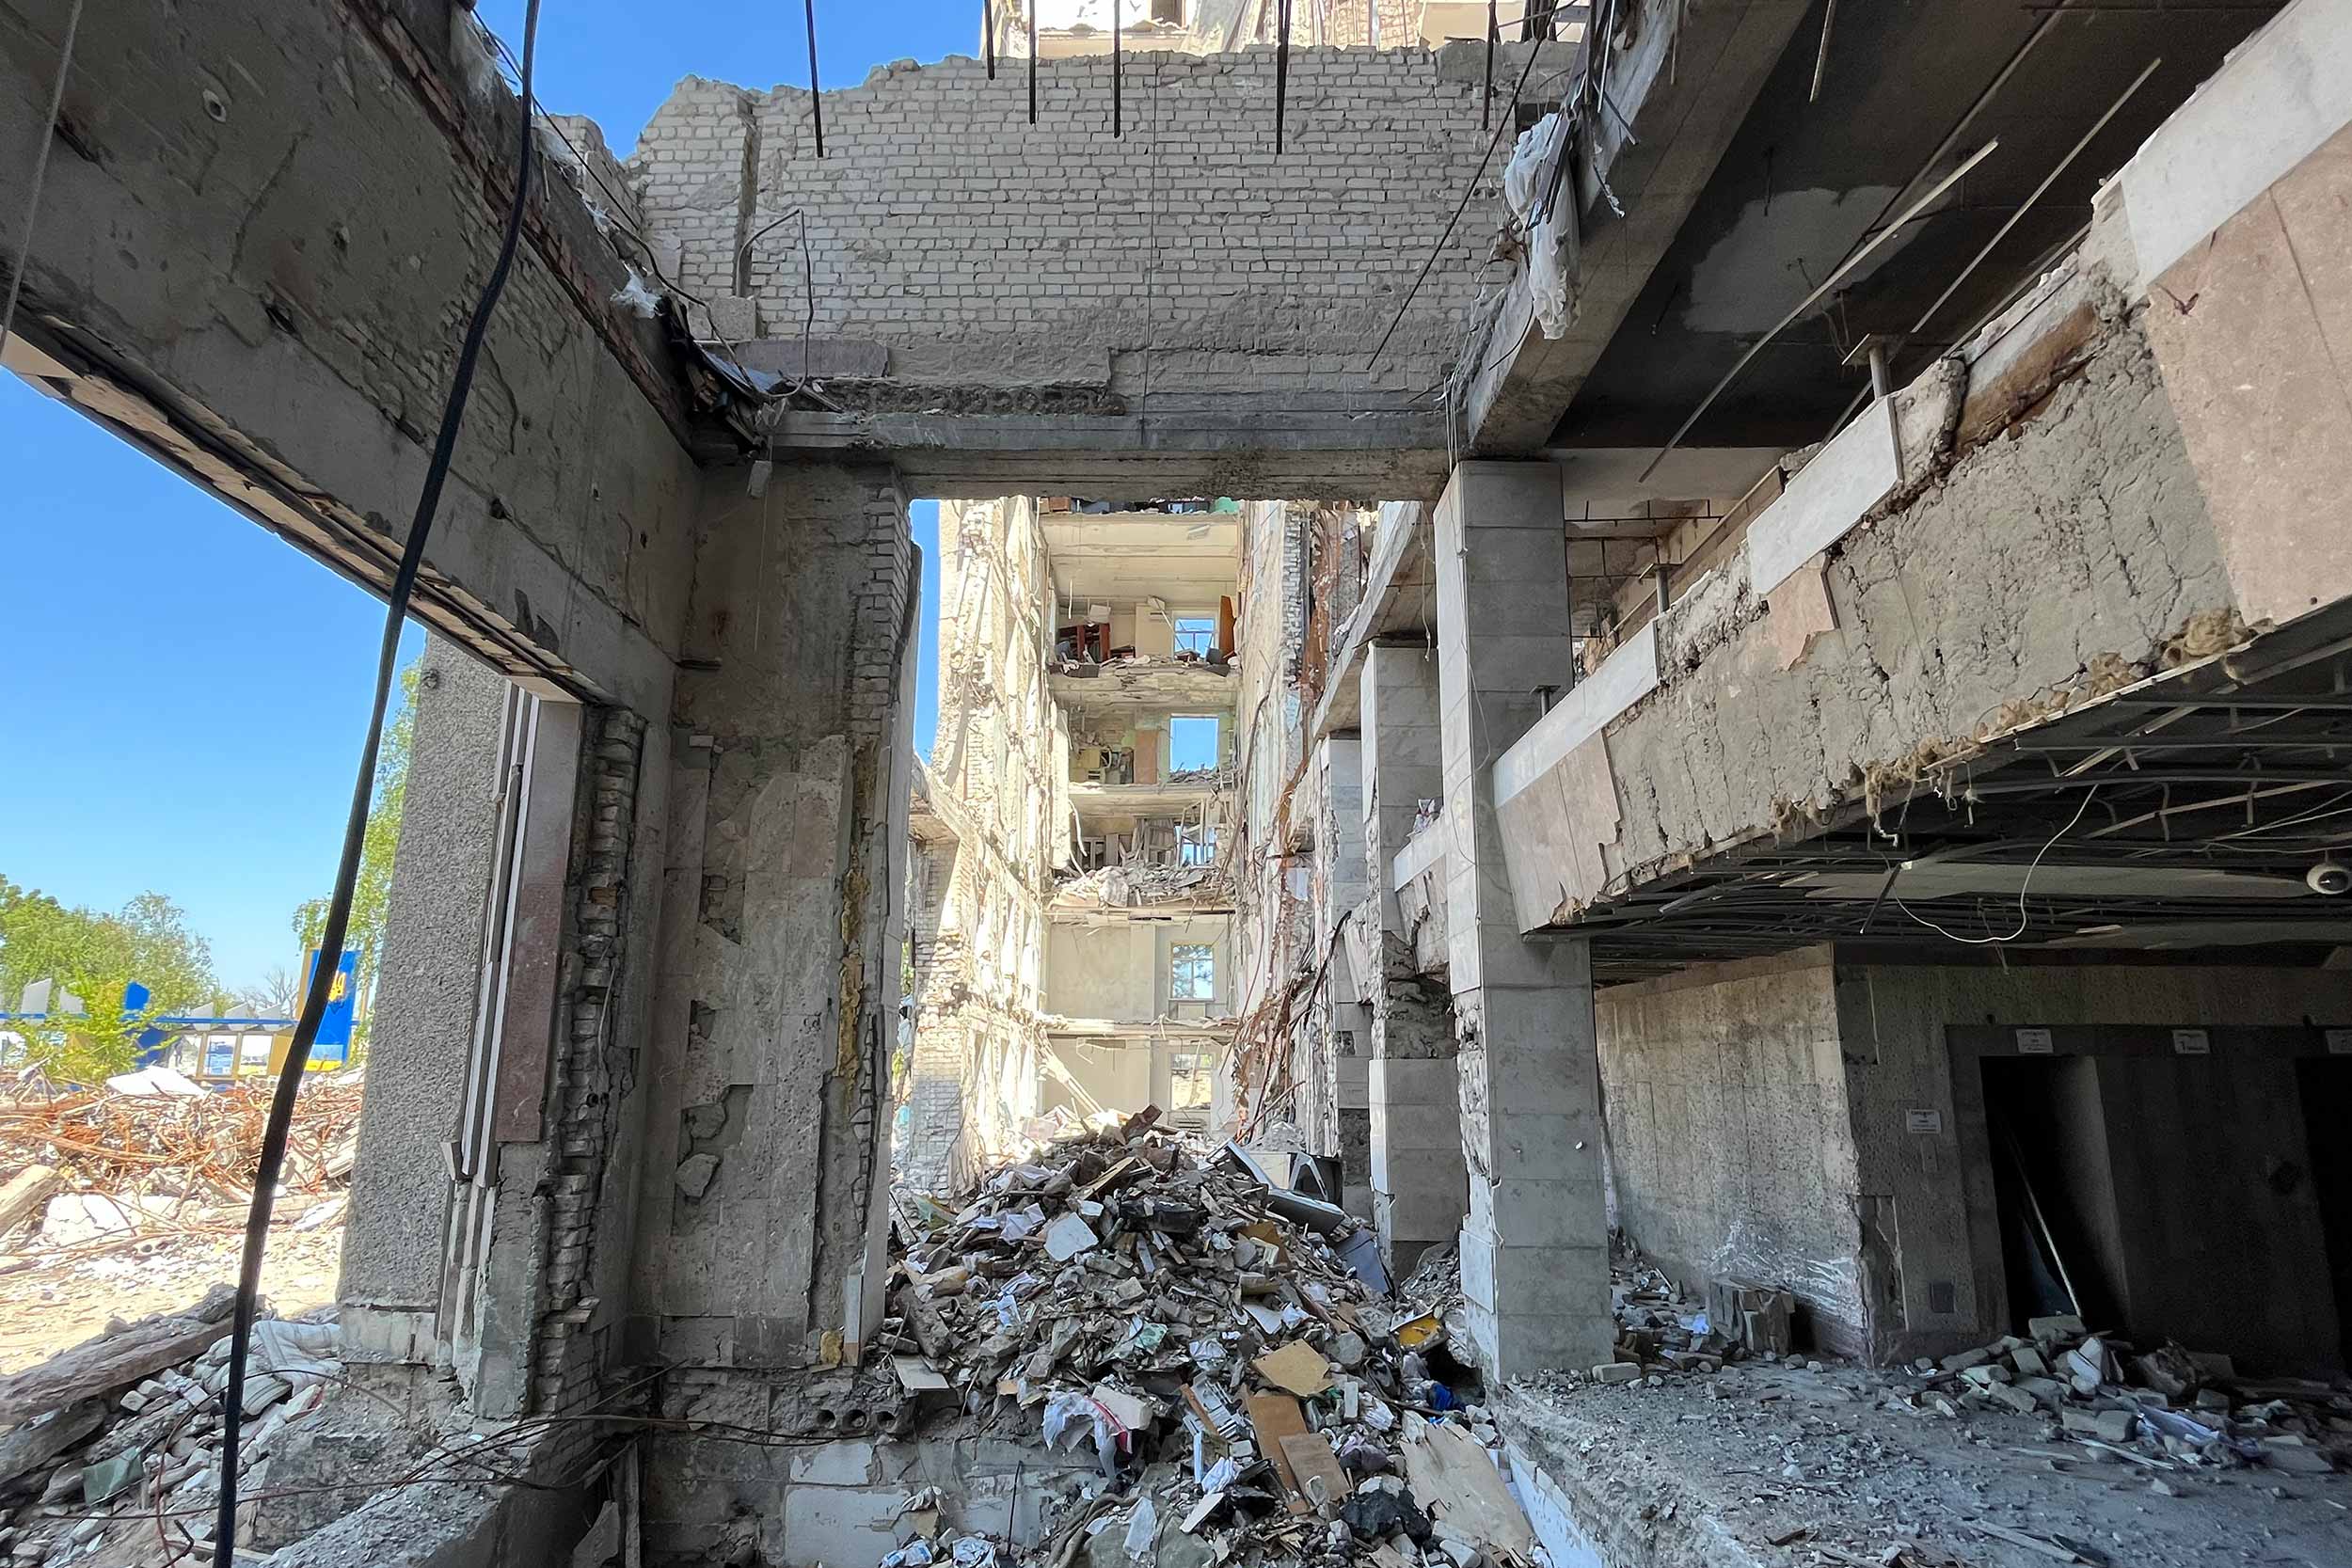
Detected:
left=211, top=0, right=544, bottom=1556
left=1028, top=0, right=1040, bottom=123
left=984, top=0, right=997, bottom=78
left=1113, top=0, right=1123, bottom=137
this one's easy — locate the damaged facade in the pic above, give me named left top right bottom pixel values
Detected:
left=6, top=0, right=2352, bottom=1564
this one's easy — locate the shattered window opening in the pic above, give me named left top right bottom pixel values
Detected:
left=1170, top=942, right=1216, bottom=1000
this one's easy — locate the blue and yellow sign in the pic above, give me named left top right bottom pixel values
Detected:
left=299, top=947, right=360, bottom=1064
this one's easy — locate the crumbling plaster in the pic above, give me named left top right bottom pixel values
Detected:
left=1508, top=295, right=2235, bottom=927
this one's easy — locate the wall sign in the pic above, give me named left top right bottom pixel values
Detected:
left=2015, top=1027, right=2055, bottom=1054
left=2171, top=1028, right=2212, bottom=1056
left=1904, top=1108, right=1944, bottom=1135
left=2326, top=1029, right=2352, bottom=1056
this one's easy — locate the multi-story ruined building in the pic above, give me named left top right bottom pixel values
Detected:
left=905, top=496, right=1244, bottom=1181
left=8, top=0, right=2352, bottom=1562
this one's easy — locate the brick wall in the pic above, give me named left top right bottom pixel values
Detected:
left=627, top=47, right=1514, bottom=404
left=532, top=706, right=649, bottom=1413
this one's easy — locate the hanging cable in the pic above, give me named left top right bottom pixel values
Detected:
left=211, top=1, right=544, bottom=1555
left=1028, top=0, right=1040, bottom=123
left=0, top=0, right=85, bottom=361
left=984, top=0, right=997, bottom=78
left=805, top=0, right=826, bottom=156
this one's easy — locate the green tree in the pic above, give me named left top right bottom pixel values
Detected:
left=290, top=657, right=418, bottom=1048
left=0, top=879, right=218, bottom=1084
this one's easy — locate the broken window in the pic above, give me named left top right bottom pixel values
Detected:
left=1178, top=822, right=1217, bottom=866
left=1174, top=615, right=1215, bottom=655
left=1170, top=715, right=1218, bottom=772
left=1150, top=0, right=1187, bottom=24
left=1170, top=943, right=1216, bottom=1001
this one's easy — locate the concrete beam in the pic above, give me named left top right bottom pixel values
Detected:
left=767, top=409, right=1454, bottom=501
left=1464, top=0, right=1811, bottom=454
left=0, top=0, right=700, bottom=716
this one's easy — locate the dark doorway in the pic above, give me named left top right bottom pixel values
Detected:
left=2297, top=1057, right=2352, bottom=1368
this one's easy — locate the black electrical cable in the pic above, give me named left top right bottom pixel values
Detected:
left=1027, top=0, right=1039, bottom=122
left=1112, top=0, right=1123, bottom=138
left=209, top=0, right=543, bottom=1555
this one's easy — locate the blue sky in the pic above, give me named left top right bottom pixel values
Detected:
left=0, top=4, right=967, bottom=992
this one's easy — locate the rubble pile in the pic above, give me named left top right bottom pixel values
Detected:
left=0, top=1289, right=344, bottom=1566
left=1888, top=1314, right=2349, bottom=1477
left=1056, top=864, right=1226, bottom=910
left=881, top=1110, right=1538, bottom=1568
left=0, top=1071, right=363, bottom=1243
left=1561, top=1245, right=2345, bottom=1481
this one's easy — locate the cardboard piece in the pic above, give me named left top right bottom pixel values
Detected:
left=1253, top=1339, right=1334, bottom=1398
left=1278, top=1432, right=1350, bottom=1512
left=1244, top=1392, right=1312, bottom=1513
left=1401, top=1413, right=1535, bottom=1559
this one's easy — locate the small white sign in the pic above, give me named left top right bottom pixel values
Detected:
left=2015, top=1027, right=2055, bottom=1054
left=1904, top=1108, right=1944, bottom=1135
left=2326, top=1029, right=2352, bottom=1056
left=2171, top=1028, right=2211, bottom=1056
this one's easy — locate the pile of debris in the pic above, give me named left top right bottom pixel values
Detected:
left=1056, top=864, right=1226, bottom=910
left=1890, top=1315, right=2349, bottom=1477
left=0, top=1070, right=361, bottom=1260
left=1567, top=1244, right=2345, bottom=1478
left=0, top=1287, right=344, bottom=1565
left=878, top=1110, right=1540, bottom=1568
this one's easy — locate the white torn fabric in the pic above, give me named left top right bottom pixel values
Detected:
left=612, top=270, right=664, bottom=318
left=246, top=1318, right=342, bottom=1392
left=1502, top=112, right=1578, bottom=341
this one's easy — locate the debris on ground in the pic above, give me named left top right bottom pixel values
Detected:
left=0, top=1072, right=363, bottom=1212
left=1504, top=1235, right=2348, bottom=1568
left=0, top=1074, right=356, bottom=1376
left=875, top=1108, right=1528, bottom=1568
left=0, top=1289, right=345, bottom=1566
left=1558, top=1241, right=2346, bottom=1480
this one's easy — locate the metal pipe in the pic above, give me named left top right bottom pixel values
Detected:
left=1637, top=138, right=1998, bottom=483
left=1483, top=0, right=1497, bottom=131
left=1808, top=0, right=1839, bottom=103
left=1275, top=0, right=1292, bottom=152
left=804, top=0, right=825, bottom=156
left=1910, top=56, right=2161, bottom=337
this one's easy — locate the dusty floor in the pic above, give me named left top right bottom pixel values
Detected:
left=1503, top=1360, right=2351, bottom=1568
left=0, top=1216, right=342, bottom=1374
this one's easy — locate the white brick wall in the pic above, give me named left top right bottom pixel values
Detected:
left=627, top=48, right=1509, bottom=400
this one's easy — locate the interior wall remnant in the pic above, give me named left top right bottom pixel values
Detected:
left=1597, top=949, right=1869, bottom=1357
left=630, top=462, right=913, bottom=1382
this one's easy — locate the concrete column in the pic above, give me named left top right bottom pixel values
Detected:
left=340, top=636, right=511, bottom=1334
left=1359, top=641, right=1467, bottom=1276
left=1317, top=736, right=1374, bottom=1218
left=1433, top=462, right=1612, bottom=1377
